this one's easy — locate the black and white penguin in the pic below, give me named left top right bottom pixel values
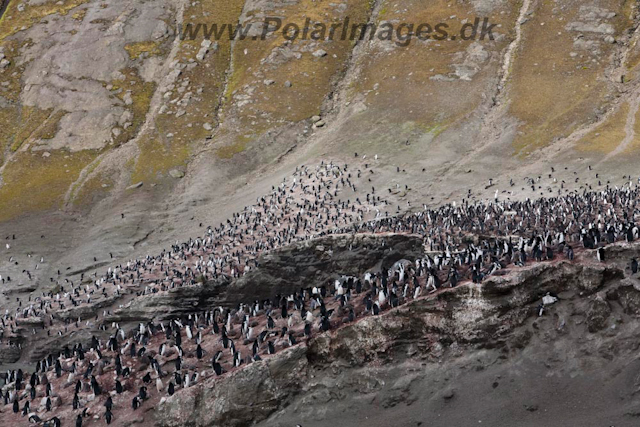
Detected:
left=212, top=362, right=223, bottom=376
left=115, top=379, right=123, bottom=394
left=567, top=246, right=574, bottom=261
left=75, top=414, right=83, bottom=427
left=597, top=247, right=605, bottom=262
left=105, top=408, right=113, bottom=425
left=196, top=344, right=203, bottom=359
left=632, top=258, right=638, bottom=275
left=90, top=375, right=101, bottom=395
left=320, top=316, right=331, bottom=331
left=139, top=386, right=148, bottom=401
left=372, top=302, right=380, bottom=315
left=46, top=417, right=61, bottom=427
left=168, top=381, right=175, bottom=396
left=132, top=396, right=140, bottom=410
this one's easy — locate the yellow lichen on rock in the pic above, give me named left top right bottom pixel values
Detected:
left=0, top=149, right=97, bottom=222
left=0, top=0, right=89, bottom=41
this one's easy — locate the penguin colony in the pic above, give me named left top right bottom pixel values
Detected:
left=1, top=160, right=640, bottom=426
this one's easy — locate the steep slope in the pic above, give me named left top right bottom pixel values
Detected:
left=2, top=0, right=640, bottom=363
left=154, top=242, right=640, bottom=427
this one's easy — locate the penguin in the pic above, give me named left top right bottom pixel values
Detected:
left=90, top=375, right=101, bottom=395
left=12, top=399, right=18, bottom=413
left=76, top=414, right=83, bottom=427
left=567, top=246, right=574, bottom=261
left=213, top=362, right=223, bottom=376
left=304, top=322, right=311, bottom=337
left=168, top=381, right=175, bottom=396
left=105, top=409, right=113, bottom=425
left=632, top=258, right=638, bottom=275
left=305, top=310, right=313, bottom=323
left=196, top=344, right=203, bottom=359
left=132, top=396, right=140, bottom=410
left=320, top=316, right=331, bottom=331
left=105, top=395, right=113, bottom=412
left=115, top=379, right=123, bottom=394
left=597, top=247, right=605, bottom=262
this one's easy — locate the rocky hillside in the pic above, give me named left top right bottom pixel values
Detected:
left=153, top=239, right=640, bottom=427
left=3, top=225, right=640, bottom=426
left=2, top=0, right=640, bottom=280
left=3, top=0, right=640, bottom=425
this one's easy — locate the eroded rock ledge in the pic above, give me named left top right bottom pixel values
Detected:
left=155, top=242, right=640, bottom=427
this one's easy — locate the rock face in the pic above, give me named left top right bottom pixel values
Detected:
left=229, top=233, right=424, bottom=304
left=586, top=295, right=611, bottom=332
left=108, top=234, right=423, bottom=327
left=110, top=278, right=229, bottom=323
left=56, top=294, right=121, bottom=321
left=0, top=345, right=20, bottom=364
left=157, top=346, right=308, bottom=427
